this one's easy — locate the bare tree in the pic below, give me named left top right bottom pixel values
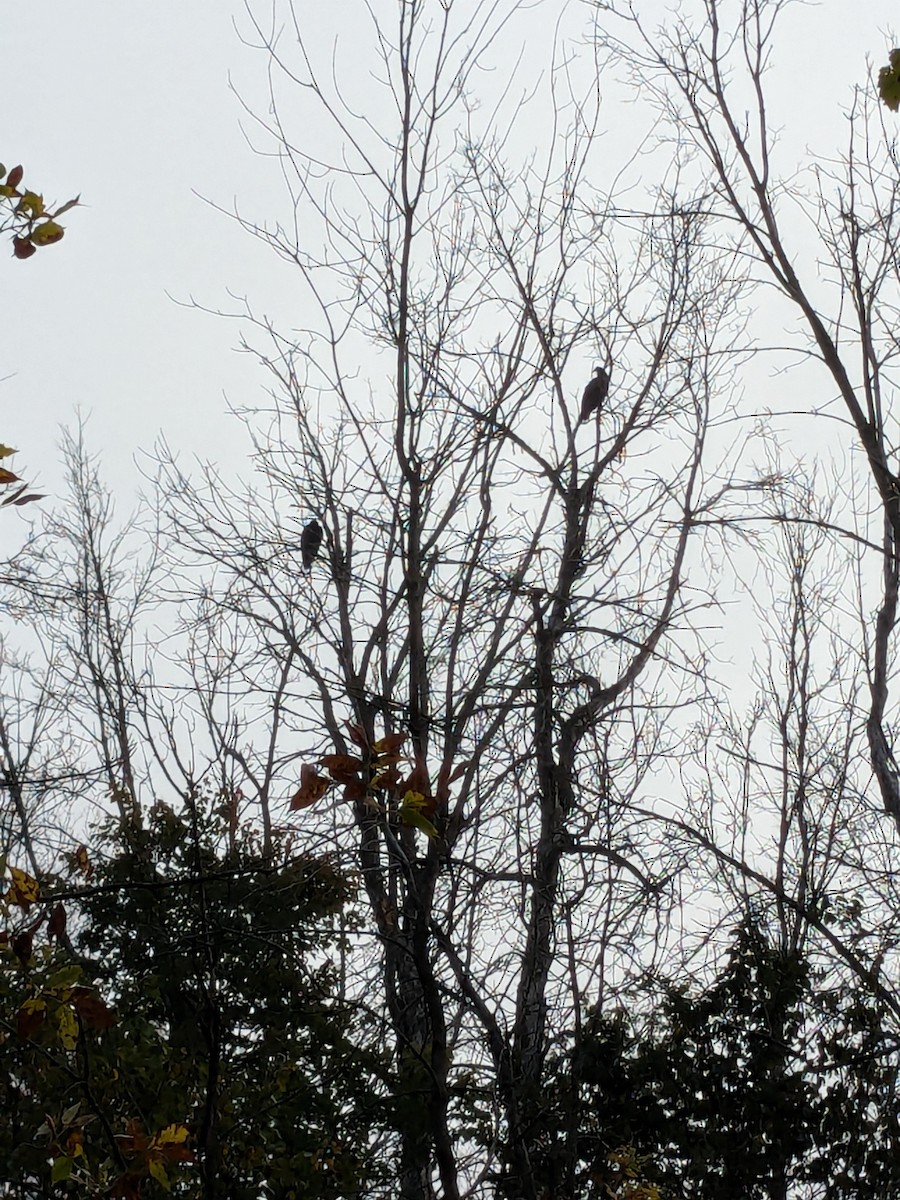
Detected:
left=582, top=12, right=900, bottom=1193
left=0, top=427, right=158, bottom=869
left=600, top=0, right=900, bottom=833
left=156, top=2, right=752, bottom=1194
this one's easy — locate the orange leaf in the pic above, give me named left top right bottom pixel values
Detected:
left=371, top=765, right=402, bottom=790
left=290, top=763, right=331, bottom=810
left=73, top=845, right=93, bottom=879
left=71, top=986, right=117, bottom=1031
left=116, top=1118, right=150, bottom=1154
left=372, top=732, right=406, bottom=755
left=319, top=753, right=364, bottom=782
left=0, top=468, right=20, bottom=485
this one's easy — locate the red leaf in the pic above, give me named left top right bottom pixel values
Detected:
left=6, top=165, right=23, bottom=190
left=345, top=721, right=369, bottom=749
left=109, top=1173, right=143, bottom=1200
left=12, top=930, right=34, bottom=965
left=17, top=999, right=46, bottom=1039
left=47, top=902, right=66, bottom=941
left=12, top=236, right=36, bottom=260
left=343, top=779, right=368, bottom=803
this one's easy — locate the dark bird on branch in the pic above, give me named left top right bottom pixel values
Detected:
left=579, top=365, right=610, bottom=423
left=301, top=519, right=323, bottom=570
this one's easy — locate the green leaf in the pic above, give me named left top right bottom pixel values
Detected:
left=48, top=964, right=83, bottom=991
left=61, top=1101, right=82, bottom=1126
left=51, top=1156, right=73, bottom=1183
left=16, top=189, right=42, bottom=217
left=398, top=803, right=439, bottom=839
left=878, top=48, right=900, bottom=112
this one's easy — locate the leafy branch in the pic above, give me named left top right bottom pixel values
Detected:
left=0, top=161, right=79, bottom=260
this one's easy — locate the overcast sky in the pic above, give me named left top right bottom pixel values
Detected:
left=1, top=0, right=897, bottom=550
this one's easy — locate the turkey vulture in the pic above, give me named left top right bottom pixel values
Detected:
left=579, top=366, right=610, bottom=423
left=301, top=519, right=323, bottom=570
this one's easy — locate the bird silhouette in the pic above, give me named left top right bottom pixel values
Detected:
left=579, top=366, right=610, bottom=423
left=301, top=519, right=323, bottom=570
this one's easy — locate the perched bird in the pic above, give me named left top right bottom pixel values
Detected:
left=301, top=519, right=323, bottom=570
left=579, top=365, right=610, bottom=423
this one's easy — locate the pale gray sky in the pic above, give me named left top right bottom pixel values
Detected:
left=1, top=0, right=896, bottom=547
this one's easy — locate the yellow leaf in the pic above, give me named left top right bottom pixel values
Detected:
left=0, top=445, right=16, bottom=459
left=7, top=865, right=40, bottom=907
left=56, top=1003, right=78, bottom=1051
left=148, top=1159, right=171, bottom=1190
left=153, top=1124, right=189, bottom=1148
left=30, top=220, right=64, bottom=247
